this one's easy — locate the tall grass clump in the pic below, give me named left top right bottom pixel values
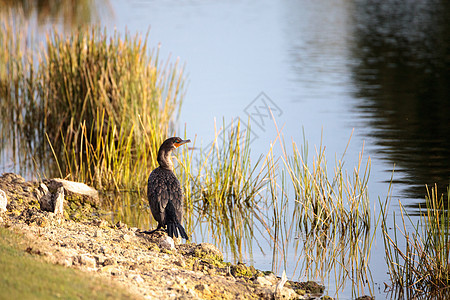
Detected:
left=285, top=132, right=371, bottom=233
left=0, top=11, right=185, bottom=191
left=41, top=28, right=184, bottom=190
left=381, top=185, right=450, bottom=298
left=280, top=131, right=375, bottom=297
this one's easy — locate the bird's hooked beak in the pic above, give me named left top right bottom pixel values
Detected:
left=174, top=139, right=191, bottom=148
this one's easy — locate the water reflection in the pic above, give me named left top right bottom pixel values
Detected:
left=102, top=191, right=152, bottom=230
left=350, top=0, right=450, bottom=201
left=0, top=0, right=112, bottom=29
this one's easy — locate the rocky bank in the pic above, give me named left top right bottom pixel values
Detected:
left=0, top=173, right=327, bottom=299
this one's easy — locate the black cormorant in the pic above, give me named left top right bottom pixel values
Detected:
left=147, top=137, right=190, bottom=239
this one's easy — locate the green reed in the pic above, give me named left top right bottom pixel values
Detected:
left=276, top=129, right=375, bottom=297
left=284, top=131, right=372, bottom=234
left=264, top=145, right=293, bottom=274
left=381, top=185, right=450, bottom=298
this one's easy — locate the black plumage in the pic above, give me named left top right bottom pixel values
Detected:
left=147, top=137, right=190, bottom=240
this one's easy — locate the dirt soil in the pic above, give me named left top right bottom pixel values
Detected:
left=0, top=173, right=326, bottom=300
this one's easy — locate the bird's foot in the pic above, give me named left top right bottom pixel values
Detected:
left=142, top=228, right=163, bottom=235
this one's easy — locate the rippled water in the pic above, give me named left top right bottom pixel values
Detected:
left=1, top=0, right=449, bottom=298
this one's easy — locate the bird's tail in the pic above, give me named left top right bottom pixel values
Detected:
left=167, top=222, right=189, bottom=240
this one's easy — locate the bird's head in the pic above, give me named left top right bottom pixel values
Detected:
left=157, top=137, right=191, bottom=170
left=160, top=137, right=191, bottom=150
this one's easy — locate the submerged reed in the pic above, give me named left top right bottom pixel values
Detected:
left=381, top=185, right=450, bottom=298
left=277, top=130, right=375, bottom=297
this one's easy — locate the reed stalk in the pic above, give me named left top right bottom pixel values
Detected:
left=381, top=184, right=450, bottom=298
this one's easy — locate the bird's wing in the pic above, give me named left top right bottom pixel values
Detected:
left=148, top=170, right=169, bottom=223
left=166, top=174, right=184, bottom=223
left=148, top=169, right=184, bottom=224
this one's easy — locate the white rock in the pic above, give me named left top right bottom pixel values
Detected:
left=275, top=270, right=288, bottom=294
left=263, top=273, right=278, bottom=285
left=275, top=286, right=298, bottom=299
left=78, top=253, right=97, bottom=268
left=59, top=256, right=75, bottom=267
left=274, top=270, right=299, bottom=300
left=122, top=233, right=133, bottom=242
left=53, top=187, right=64, bottom=217
left=158, top=236, right=175, bottom=250
left=132, top=274, right=144, bottom=283
left=256, top=276, right=272, bottom=287
left=0, top=189, right=7, bottom=212
left=57, top=248, right=78, bottom=267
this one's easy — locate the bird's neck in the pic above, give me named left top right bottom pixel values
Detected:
left=157, top=148, right=174, bottom=171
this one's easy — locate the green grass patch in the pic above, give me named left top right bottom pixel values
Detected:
left=0, top=227, right=140, bottom=300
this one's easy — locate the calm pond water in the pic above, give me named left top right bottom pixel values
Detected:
left=1, top=0, right=450, bottom=298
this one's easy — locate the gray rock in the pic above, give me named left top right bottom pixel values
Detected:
left=38, top=183, right=64, bottom=217
left=0, top=189, right=7, bottom=212
left=37, top=183, right=53, bottom=212
left=103, top=257, right=116, bottom=266
left=174, top=258, right=186, bottom=268
left=34, top=183, right=48, bottom=201
left=46, top=178, right=99, bottom=207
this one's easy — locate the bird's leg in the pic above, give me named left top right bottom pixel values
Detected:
left=142, top=224, right=164, bottom=235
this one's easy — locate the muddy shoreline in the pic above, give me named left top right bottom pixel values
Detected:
left=0, top=173, right=326, bottom=299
